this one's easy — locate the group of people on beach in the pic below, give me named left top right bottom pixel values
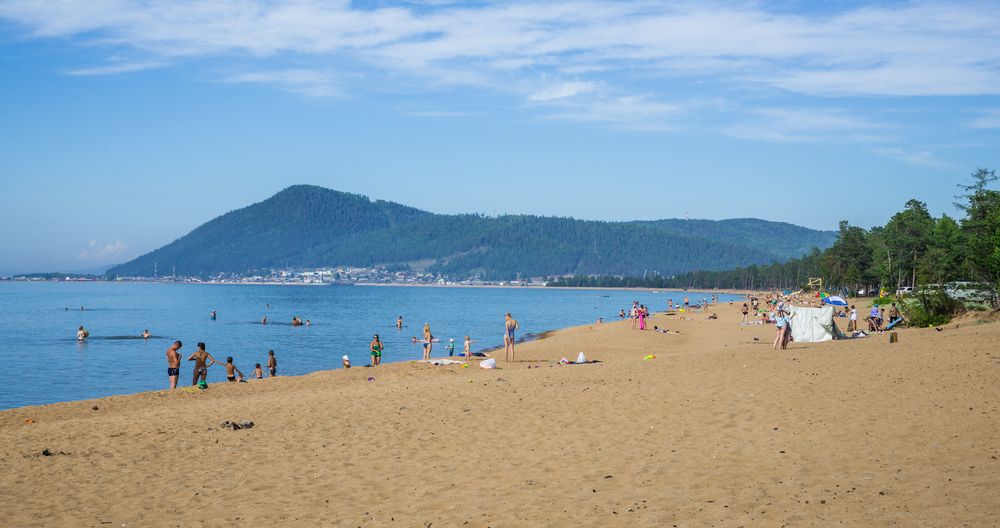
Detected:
left=165, top=341, right=277, bottom=389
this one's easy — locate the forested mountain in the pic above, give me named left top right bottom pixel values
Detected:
left=107, top=185, right=836, bottom=279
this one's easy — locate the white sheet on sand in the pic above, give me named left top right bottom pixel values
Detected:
left=786, top=305, right=837, bottom=343
left=422, top=359, right=464, bottom=366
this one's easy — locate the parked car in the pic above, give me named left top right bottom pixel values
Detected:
left=896, top=286, right=914, bottom=296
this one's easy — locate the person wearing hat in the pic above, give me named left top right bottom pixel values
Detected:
left=342, top=355, right=351, bottom=369
left=446, top=339, right=455, bottom=357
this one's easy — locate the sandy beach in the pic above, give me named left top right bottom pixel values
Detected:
left=1, top=302, right=998, bottom=527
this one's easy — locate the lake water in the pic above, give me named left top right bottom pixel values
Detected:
left=0, top=282, right=741, bottom=409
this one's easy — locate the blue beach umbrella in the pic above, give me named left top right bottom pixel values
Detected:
left=825, top=295, right=848, bottom=306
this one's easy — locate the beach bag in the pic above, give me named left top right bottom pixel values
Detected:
left=480, top=358, right=497, bottom=369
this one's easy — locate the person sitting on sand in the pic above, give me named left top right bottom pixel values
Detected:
left=222, top=357, right=244, bottom=382
left=166, top=340, right=183, bottom=389
left=142, top=329, right=151, bottom=339
left=370, top=335, right=383, bottom=366
left=267, top=350, right=277, bottom=376
left=77, top=325, right=89, bottom=341
left=708, top=313, right=718, bottom=320
left=250, top=363, right=266, bottom=380
left=187, top=342, right=217, bottom=386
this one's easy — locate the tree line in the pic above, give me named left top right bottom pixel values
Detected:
left=549, top=168, right=1000, bottom=307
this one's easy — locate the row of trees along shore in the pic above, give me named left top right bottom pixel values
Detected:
left=547, top=168, right=1000, bottom=308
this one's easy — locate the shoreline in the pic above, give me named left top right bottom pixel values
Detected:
left=5, top=305, right=996, bottom=526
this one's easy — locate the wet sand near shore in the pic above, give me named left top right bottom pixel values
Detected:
left=1, top=303, right=998, bottom=527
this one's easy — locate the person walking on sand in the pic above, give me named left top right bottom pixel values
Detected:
left=772, top=311, right=788, bottom=350
left=370, top=334, right=383, bottom=366
left=504, top=312, right=519, bottom=362
left=638, top=304, right=647, bottom=330
left=166, top=340, right=183, bottom=389
left=188, top=342, right=217, bottom=386
left=267, top=350, right=277, bottom=376
left=422, top=323, right=433, bottom=360
left=741, top=303, right=749, bottom=325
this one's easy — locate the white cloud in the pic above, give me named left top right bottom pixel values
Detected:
left=1, top=0, right=999, bottom=98
left=870, top=147, right=949, bottom=169
left=66, top=60, right=166, bottom=76
left=222, top=68, right=340, bottom=98
left=77, top=240, right=131, bottom=261
left=528, top=81, right=599, bottom=102
left=724, top=107, right=882, bottom=143
left=968, top=109, right=1000, bottom=129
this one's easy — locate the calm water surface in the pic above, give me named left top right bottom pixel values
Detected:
left=0, top=282, right=740, bottom=409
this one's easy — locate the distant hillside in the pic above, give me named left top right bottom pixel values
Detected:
left=107, top=185, right=837, bottom=279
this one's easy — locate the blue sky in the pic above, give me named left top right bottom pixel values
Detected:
left=1, top=0, right=998, bottom=274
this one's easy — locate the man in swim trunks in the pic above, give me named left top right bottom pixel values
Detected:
left=187, top=342, right=217, bottom=386
left=166, top=340, right=183, bottom=389
left=267, top=350, right=277, bottom=376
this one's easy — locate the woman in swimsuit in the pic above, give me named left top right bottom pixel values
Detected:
left=422, top=323, right=433, bottom=360
left=370, top=334, right=383, bottom=366
left=504, top=313, right=519, bottom=362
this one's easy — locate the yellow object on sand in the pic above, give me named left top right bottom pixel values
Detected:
left=643, top=354, right=656, bottom=360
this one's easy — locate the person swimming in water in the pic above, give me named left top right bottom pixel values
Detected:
left=396, top=316, right=403, bottom=329
left=504, top=313, right=519, bottom=362
left=210, top=310, right=217, bottom=321
left=142, top=329, right=151, bottom=339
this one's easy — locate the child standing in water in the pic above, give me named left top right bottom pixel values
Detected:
left=222, top=357, right=244, bottom=382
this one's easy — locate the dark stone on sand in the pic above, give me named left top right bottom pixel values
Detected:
left=41, top=448, right=52, bottom=456
left=92, top=406, right=99, bottom=411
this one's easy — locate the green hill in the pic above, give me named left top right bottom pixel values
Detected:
left=107, top=185, right=836, bottom=279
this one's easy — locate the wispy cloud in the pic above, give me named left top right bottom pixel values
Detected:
left=724, top=107, right=882, bottom=143
left=528, top=81, right=599, bottom=102
left=77, top=240, right=131, bottom=262
left=2, top=1, right=998, bottom=98
left=968, top=109, right=1000, bottom=129
left=222, top=68, right=340, bottom=98
left=870, top=146, right=949, bottom=169
left=66, top=60, right=166, bottom=76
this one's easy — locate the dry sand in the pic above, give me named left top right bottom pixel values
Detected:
left=1, top=302, right=998, bottom=527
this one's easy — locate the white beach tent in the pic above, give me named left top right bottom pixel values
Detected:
left=787, top=305, right=839, bottom=343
